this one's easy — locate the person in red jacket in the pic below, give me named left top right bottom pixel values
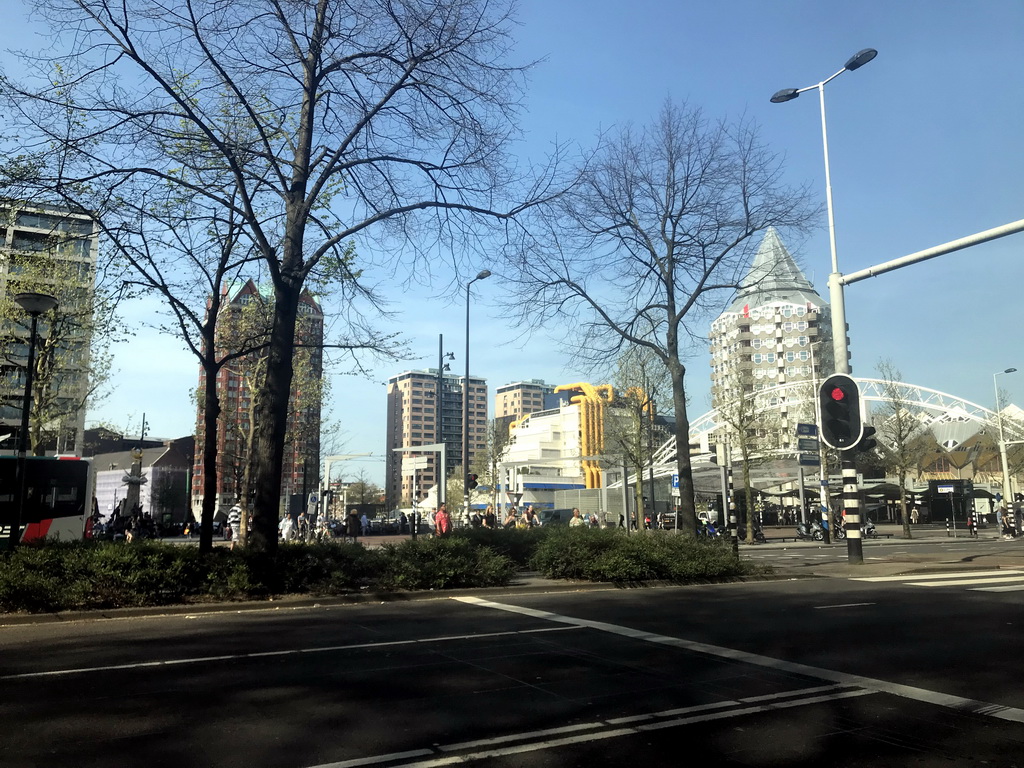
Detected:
left=434, top=503, right=452, bottom=537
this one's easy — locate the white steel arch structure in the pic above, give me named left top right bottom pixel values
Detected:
left=636, top=379, right=1023, bottom=486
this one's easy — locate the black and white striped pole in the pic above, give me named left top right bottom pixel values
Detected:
left=842, top=458, right=862, bottom=562
left=726, top=443, right=739, bottom=554
left=819, top=374, right=866, bottom=564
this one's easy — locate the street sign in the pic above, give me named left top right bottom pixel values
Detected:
left=671, top=474, right=679, bottom=488
left=797, top=438, right=820, bottom=452
left=506, top=491, right=523, bottom=505
left=796, top=423, right=818, bottom=437
left=671, top=487, right=680, bottom=497
left=798, top=453, right=820, bottom=466
left=401, top=457, right=430, bottom=475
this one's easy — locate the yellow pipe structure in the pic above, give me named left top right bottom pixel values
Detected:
left=553, top=382, right=615, bottom=489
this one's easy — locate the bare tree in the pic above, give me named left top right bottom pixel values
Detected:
left=605, top=346, right=671, bottom=529
left=713, top=366, right=781, bottom=541
left=874, top=359, right=930, bottom=538
left=503, top=100, right=818, bottom=534
left=2, top=0, right=564, bottom=554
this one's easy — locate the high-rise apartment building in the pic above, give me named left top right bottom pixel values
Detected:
left=191, top=280, right=323, bottom=517
left=709, top=227, right=831, bottom=451
left=0, top=202, right=98, bottom=456
left=495, top=380, right=555, bottom=421
left=385, top=369, right=488, bottom=509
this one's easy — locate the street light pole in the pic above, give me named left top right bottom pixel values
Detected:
left=8, top=292, right=59, bottom=551
left=436, top=334, right=454, bottom=508
left=772, top=48, right=877, bottom=564
left=463, top=270, right=491, bottom=525
left=994, top=368, right=1017, bottom=510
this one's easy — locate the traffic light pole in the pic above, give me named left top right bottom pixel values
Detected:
left=827, top=273, right=863, bottom=564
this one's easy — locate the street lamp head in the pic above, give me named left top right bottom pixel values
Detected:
left=13, top=292, right=59, bottom=316
left=474, top=269, right=492, bottom=281
left=844, top=48, right=878, bottom=71
left=1005, top=368, right=1018, bottom=374
left=770, top=88, right=800, bottom=104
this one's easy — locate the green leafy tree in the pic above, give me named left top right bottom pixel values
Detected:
left=3, top=0, right=563, bottom=556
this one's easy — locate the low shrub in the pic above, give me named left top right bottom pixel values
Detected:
left=376, top=536, right=516, bottom=590
left=530, top=527, right=763, bottom=583
left=451, top=526, right=547, bottom=566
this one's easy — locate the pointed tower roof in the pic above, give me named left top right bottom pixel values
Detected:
left=725, top=227, right=823, bottom=313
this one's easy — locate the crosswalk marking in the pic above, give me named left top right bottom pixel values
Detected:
left=907, top=575, right=1024, bottom=587
left=853, top=570, right=1023, bottom=582
left=974, top=584, right=1024, bottom=593
left=851, top=570, right=1024, bottom=592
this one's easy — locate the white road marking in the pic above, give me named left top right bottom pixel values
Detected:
left=309, top=686, right=873, bottom=768
left=907, top=576, right=1024, bottom=587
left=0, top=625, right=582, bottom=681
left=814, top=602, right=876, bottom=609
left=454, top=596, right=1024, bottom=724
left=853, top=570, right=1024, bottom=582
left=974, top=583, right=1024, bottom=592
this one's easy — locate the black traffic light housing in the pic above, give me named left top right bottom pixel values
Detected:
left=467, top=473, right=479, bottom=490
left=856, top=425, right=878, bottom=453
left=818, top=373, right=864, bottom=450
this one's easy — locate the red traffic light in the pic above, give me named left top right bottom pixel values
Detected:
left=830, top=387, right=846, bottom=402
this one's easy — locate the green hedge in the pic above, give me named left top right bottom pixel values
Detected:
left=529, top=527, right=763, bottom=583
left=0, top=528, right=765, bottom=614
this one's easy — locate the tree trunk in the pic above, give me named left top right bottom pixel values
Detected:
left=248, top=279, right=301, bottom=555
left=669, top=363, right=697, bottom=536
left=899, top=470, right=912, bottom=539
left=198, top=357, right=222, bottom=554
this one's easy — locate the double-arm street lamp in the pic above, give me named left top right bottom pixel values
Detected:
left=771, top=47, right=877, bottom=376
left=463, top=270, right=491, bottom=523
left=772, top=48, right=876, bottom=563
left=8, top=292, right=59, bottom=550
left=994, top=368, right=1018, bottom=509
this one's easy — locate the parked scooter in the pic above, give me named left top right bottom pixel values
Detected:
left=795, top=520, right=824, bottom=541
left=861, top=519, right=878, bottom=538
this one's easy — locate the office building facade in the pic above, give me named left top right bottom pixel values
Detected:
left=385, top=369, right=488, bottom=509
left=0, top=202, right=98, bottom=456
left=191, top=280, right=323, bottom=517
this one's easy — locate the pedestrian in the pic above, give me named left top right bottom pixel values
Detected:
left=503, top=507, right=518, bottom=528
left=434, top=503, right=452, bottom=537
left=910, top=506, right=920, bottom=525
left=569, top=508, right=585, bottom=528
left=483, top=505, right=496, bottom=529
left=346, top=509, right=361, bottom=543
left=471, top=510, right=482, bottom=527
left=360, top=512, right=370, bottom=536
left=227, top=505, right=242, bottom=549
left=399, top=511, right=409, bottom=535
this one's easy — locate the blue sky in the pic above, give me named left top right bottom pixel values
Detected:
left=3, top=1, right=1023, bottom=484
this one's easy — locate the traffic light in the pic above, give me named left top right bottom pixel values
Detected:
left=856, top=425, right=877, bottom=452
left=467, top=473, right=478, bottom=490
left=818, top=373, right=864, bottom=450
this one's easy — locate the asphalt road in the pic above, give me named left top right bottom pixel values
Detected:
left=3, top=570, right=1024, bottom=767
